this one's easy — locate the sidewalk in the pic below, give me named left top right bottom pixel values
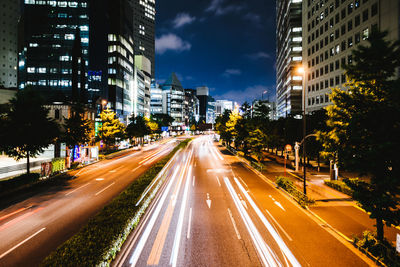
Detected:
left=0, top=156, right=51, bottom=180
left=258, top=154, right=400, bottom=246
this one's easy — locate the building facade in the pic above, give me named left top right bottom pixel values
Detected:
left=134, top=55, right=151, bottom=117
left=19, top=0, right=89, bottom=103
left=196, top=86, right=209, bottom=123
left=161, top=73, right=185, bottom=126
left=303, top=0, right=400, bottom=113
left=276, top=0, right=303, bottom=118
left=0, top=0, right=19, bottom=89
left=150, top=80, right=164, bottom=114
left=184, top=89, right=199, bottom=126
left=133, top=0, right=155, bottom=76
left=213, top=100, right=234, bottom=117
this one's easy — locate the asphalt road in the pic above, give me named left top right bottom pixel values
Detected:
left=115, top=136, right=372, bottom=267
left=0, top=139, right=177, bottom=267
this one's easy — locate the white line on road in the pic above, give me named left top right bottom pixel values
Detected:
left=95, top=182, right=115, bottom=196
left=0, top=228, right=46, bottom=259
left=109, top=166, right=123, bottom=173
left=215, top=176, right=221, bottom=187
left=265, top=209, right=293, bottom=242
left=228, top=208, right=241, bottom=240
left=192, top=176, right=195, bottom=187
left=65, top=182, right=90, bottom=196
left=187, top=208, right=192, bottom=239
left=95, top=178, right=105, bottom=181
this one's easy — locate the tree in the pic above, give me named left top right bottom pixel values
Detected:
left=126, top=115, right=150, bottom=145
left=151, top=113, right=174, bottom=128
left=247, top=128, right=268, bottom=162
left=318, top=31, right=400, bottom=241
left=0, top=88, right=59, bottom=174
left=97, top=109, right=125, bottom=149
left=226, top=110, right=241, bottom=148
left=215, top=110, right=232, bottom=145
left=63, top=104, right=93, bottom=162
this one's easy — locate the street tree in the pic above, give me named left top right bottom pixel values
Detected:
left=63, top=104, right=94, bottom=162
left=151, top=113, right=174, bottom=127
left=0, top=88, right=59, bottom=174
left=97, top=109, right=125, bottom=150
left=215, top=109, right=232, bottom=145
left=126, top=115, right=148, bottom=145
left=318, top=31, right=400, bottom=241
left=247, top=128, right=268, bottom=163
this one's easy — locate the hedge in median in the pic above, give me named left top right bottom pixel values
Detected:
left=276, top=176, right=315, bottom=207
left=41, top=139, right=192, bottom=267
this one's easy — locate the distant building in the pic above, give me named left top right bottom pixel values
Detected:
left=133, top=0, right=156, bottom=76
left=161, top=73, right=185, bottom=126
left=303, top=0, right=400, bottom=113
left=184, top=89, right=199, bottom=126
left=0, top=0, right=19, bottom=89
left=196, top=86, right=209, bottom=123
left=0, top=88, right=17, bottom=105
left=213, top=100, right=234, bottom=117
left=252, top=100, right=277, bottom=121
left=276, top=0, right=303, bottom=118
left=150, top=81, right=164, bottom=114
left=19, top=0, right=90, bottom=103
left=134, top=55, right=152, bottom=117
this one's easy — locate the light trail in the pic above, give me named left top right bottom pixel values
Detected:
left=234, top=178, right=300, bottom=267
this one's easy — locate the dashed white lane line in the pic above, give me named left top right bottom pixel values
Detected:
left=265, top=209, right=293, bottom=242
left=187, top=208, right=192, bottom=239
left=95, top=182, right=115, bottom=196
left=131, top=166, right=141, bottom=173
left=228, top=208, right=241, bottom=240
left=215, top=176, right=221, bottom=187
left=0, top=228, right=46, bottom=259
left=65, top=182, right=90, bottom=196
left=192, top=176, right=195, bottom=187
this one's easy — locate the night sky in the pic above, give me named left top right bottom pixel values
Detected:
left=155, top=0, right=276, bottom=104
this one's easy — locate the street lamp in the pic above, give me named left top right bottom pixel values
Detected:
left=297, top=66, right=307, bottom=195
left=101, top=100, right=108, bottom=111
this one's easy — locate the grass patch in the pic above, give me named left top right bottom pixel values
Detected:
left=276, top=176, right=315, bottom=208
left=41, top=139, right=192, bottom=267
left=324, top=179, right=353, bottom=196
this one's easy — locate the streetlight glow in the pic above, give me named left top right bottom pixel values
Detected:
left=297, top=66, right=305, bottom=75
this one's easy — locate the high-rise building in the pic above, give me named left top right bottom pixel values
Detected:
left=135, top=55, right=151, bottom=117
left=196, top=86, right=209, bottom=123
left=276, top=0, right=303, bottom=118
left=18, top=0, right=90, bottom=103
left=213, top=100, right=234, bottom=117
left=0, top=0, right=19, bottom=89
left=184, top=89, right=199, bottom=126
left=150, top=80, right=164, bottom=114
left=303, top=0, right=400, bottom=113
left=133, top=0, right=155, bottom=76
left=162, top=73, right=185, bottom=126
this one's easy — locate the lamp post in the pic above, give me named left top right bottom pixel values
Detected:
left=297, top=66, right=307, bottom=195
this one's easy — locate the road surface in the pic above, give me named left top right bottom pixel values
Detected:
left=0, top=139, right=177, bottom=267
left=114, top=136, right=371, bottom=267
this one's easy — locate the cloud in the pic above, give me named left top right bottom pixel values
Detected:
left=206, top=0, right=244, bottom=16
left=247, top=52, right=271, bottom=60
left=244, top=12, right=261, bottom=24
left=173, top=13, right=196, bottom=28
left=223, top=69, right=242, bottom=77
left=214, top=85, right=274, bottom=104
left=155, top=34, right=192, bottom=54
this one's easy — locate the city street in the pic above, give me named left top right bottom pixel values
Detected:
left=114, top=136, right=372, bottom=267
left=0, top=139, right=177, bottom=267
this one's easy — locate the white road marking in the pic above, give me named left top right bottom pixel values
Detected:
left=234, top=178, right=300, bottom=267
left=265, top=210, right=293, bottom=242
left=192, top=176, right=195, bottom=187
left=109, top=166, right=123, bottom=173
left=95, top=178, right=104, bottom=181
left=187, top=208, right=192, bottom=239
left=215, top=176, right=221, bottom=187
left=237, top=176, right=248, bottom=188
left=0, top=228, right=46, bottom=259
left=206, top=193, right=212, bottom=209
left=95, top=182, right=115, bottom=196
left=274, top=201, right=286, bottom=211
left=228, top=208, right=241, bottom=240
left=170, top=167, right=192, bottom=267
left=65, top=182, right=90, bottom=196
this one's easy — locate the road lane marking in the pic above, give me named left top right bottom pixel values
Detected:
left=237, top=176, right=248, bottom=188
left=234, top=178, right=301, bottom=267
left=228, top=208, right=241, bottom=240
left=95, top=178, right=105, bottom=181
left=109, top=166, right=123, bottom=173
left=95, top=182, right=115, bottom=196
left=65, top=182, right=90, bottom=196
left=224, top=177, right=280, bottom=266
left=0, top=207, right=29, bottom=222
left=0, top=228, right=46, bottom=259
left=187, top=208, right=192, bottom=239
left=131, top=166, right=141, bottom=173
left=129, top=168, right=181, bottom=266
left=192, top=176, right=195, bottom=187
left=206, top=193, right=211, bottom=209
left=215, top=176, right=221, bottom=187
left=264, top=210, right=293, bottom=242
left=170, top=166, right=192, bottom=267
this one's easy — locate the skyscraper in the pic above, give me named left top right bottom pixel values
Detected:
left=303, top=0, right=400, bottom=113
left=162, top=73, right=185, bottom=126
left=196, top=86, right=209, bottom=123
left=276, top=0, right=303, bottom=118
left=0, top=0, right=19, bottom=89
left=133, top=0, right=156, bottom=76
left=18, top=0, right=89, bottom=103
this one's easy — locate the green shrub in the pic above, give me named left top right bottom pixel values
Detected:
left=41, top=138, right=192, bottom=267
left=0, top=173, right=40, bottom=192
left=354, top=231, right=400, bottom=266
left=52, top=158, right=66, bottom=174
left=276, top=176, right=315, bottom=207
left=324, top=179, right=353, bottom=196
